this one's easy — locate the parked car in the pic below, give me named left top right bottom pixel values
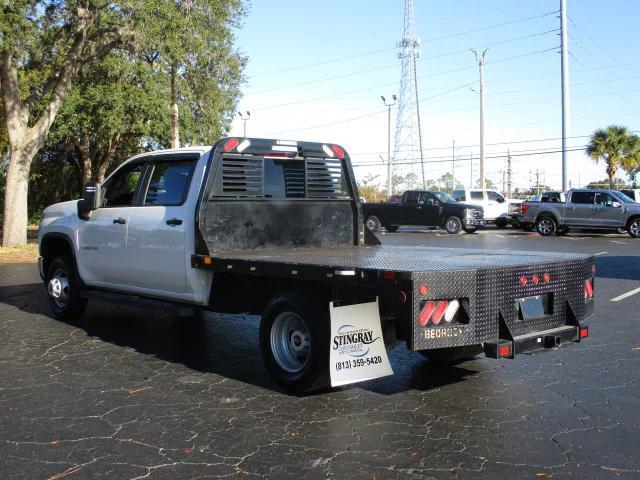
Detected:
left=451, top=189, right=520, bottom=227
left=363, top=190, right=485, bottom=234
left=520, top=189, right=640, bottom=238
left=514, top=192, right=567, bottom=231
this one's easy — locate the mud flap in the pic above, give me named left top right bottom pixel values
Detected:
left=329, top=299, right=393, bottom=387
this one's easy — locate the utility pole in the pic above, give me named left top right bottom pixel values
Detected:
left=469, top=150, right=473, bottom=188
left=506, top=150, right=512, bottom=199
left=451, top=140, right=456, bottom=191
left=501, top=167, right=506, bottom=193
left=381, top=95, right=397, bottom=196
left=238, top=111, right=251, bottom=137
left=471, top=49, right=488, bottom=189
left=560, top=0, right=570, bottom=192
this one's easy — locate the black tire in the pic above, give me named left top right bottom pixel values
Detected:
left=463, top=227, right=477, bottom=234
left=385, top=225, right=399, bottom=233
left=556, top=226, right=569, bottom=236
left=365, top=215, right=381, bottom=233
left=45, top=255, right=87, bottom=321
left=444, top=216, right=463, bottom=234
left=259, top=293, right=330, bottom=394
left=628, top=217, right=640, bottom=238
left=536, top=215, right=557, bottom=236
left=420, top=345, right=484, bottom=366
left=495, top=218, right=508, bottom=229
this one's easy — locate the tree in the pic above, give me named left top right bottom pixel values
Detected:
left=1, top=1, right=135, bottom=246
left=586, top=125, right=640, bottom=190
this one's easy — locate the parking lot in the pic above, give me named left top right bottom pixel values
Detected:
left=1, top=229, right=639, bottom=479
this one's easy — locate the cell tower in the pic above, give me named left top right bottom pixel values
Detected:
left=393, top=0, right=424, bottom=189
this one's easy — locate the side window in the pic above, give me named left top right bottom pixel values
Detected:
left=418, top=192, right=432, bottom=205
left=452, top=190, right=464, bottom=201
left=470, top=191, right=484, bottom=200
left=571, top=192, right=595, bottom=204
left=405, top=191, right=419, bottom=204
left=102, top=163, right=146, bottom=207
left=144, top=160, right=195, bottom=206
left=595, top=192, right=614, bottom=206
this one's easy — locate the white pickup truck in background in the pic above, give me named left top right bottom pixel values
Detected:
left=451, top=189, right=521, bottom=227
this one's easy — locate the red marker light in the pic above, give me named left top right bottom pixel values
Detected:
left=521, top=204, right=529, bottom=214
left=498, top=344, right=512, bottom=358
left=331, top=144, right=345, bottom=158
left=532, top=274, right=540, bottom=285
left=520, top=275, right=528, bottom=286
left=223, top=138, right=239, bottom=152
left=418, top=284, right=429, bottom=295
left=543, top=273, right=551, bottom=283
left=580, top=326, right=589, bottom=338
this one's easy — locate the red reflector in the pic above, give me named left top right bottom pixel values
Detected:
left=580, top=326, right=589, bottom=338
left=521, top=204, right=529, bottom=214
left=532, top=274, right=539, bottom=285
left=498, top=344, right=511, bottom=358
left=431, top=301, right=449, bottom=325
left=584, top=279, right=593, bottom=298
left=418, top=284, right=429, bottom=295
left=223, top=138, right=239, bottom=152
left=331, top=144, right=345, bottom=158
left=419, top=301, right=436, bottom=326
left=543, top=273, right=551, bottom=283
left=520, top=275, right=528, bottom=286
left=383, top=271, right=396, bottom=280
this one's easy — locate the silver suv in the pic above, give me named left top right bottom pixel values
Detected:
left=520, top=189, right=640, bottom=238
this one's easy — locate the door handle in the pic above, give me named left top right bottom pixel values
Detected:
left=113, top=217, right=126, bottom=225
left=166, top=218, right=183, bottom=226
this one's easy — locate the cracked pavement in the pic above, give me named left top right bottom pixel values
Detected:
left=1, top=230, right=639, bottom=479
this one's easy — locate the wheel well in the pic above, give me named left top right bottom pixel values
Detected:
left=536, top=212, right=557, bottom=224
left=40, top=235, right=74, bottom=276
left=626, top=215, right=640, bottom=228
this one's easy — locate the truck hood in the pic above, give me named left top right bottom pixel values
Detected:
left=454, top=202, right=483, bottom=211
left=42, top=199, right=80, bottom=220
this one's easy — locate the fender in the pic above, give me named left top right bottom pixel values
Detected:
left=40, top=232, right=84, bottom=286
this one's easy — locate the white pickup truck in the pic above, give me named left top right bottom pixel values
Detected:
left=39, top=138, right=594, bottom=393
left=451, top=189, right=520, bottom=227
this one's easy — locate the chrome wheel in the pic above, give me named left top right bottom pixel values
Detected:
left=630, top=220, right=640, bottom=238
left=47, top=268, right=70, bottom=309
left=365, top=216, right=380, bottom=232
left=537, top=218, right=554, bottom=236
left=446, top=217, right=461, bottom=234
left=270, top=312, right=311, bottom=373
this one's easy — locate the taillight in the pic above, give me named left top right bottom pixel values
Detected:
left=418, top=299, right=466, bottom=326
left=498, top=344, right=512, bottom=358
left=521, top=204, right=529, bottom=214
left=580, top=326, right=589, bottom=338
left=331, top=144, right=345, bottom=158
left=584, top=278, right=594, bottom=299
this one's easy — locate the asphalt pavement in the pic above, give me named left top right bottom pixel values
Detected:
left=1, top=228, right=639, bottom=479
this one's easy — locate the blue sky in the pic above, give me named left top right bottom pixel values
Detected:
left=231, top=0, right=640, bottom=191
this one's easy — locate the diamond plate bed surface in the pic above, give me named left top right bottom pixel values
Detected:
left=212, top=245, right=591, bottom=272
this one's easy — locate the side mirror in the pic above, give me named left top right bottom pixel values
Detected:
left=497, top=196, right=506, bottom=203
left=612, top=201, right=621, bottom=208
left=77, top=182, right=102, bottom=219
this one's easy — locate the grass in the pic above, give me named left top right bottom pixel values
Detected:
left=0, top=244, right=39, bottom=264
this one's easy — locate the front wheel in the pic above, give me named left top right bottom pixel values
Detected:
left=628, top=217, right=640, bottom=238
left=365, top=215, right=381, bottom=233
left=259, top=293, right=330, bottom=394
left=420, top=345, right=484, bottom=366
left=495, top=218, right=508, bottom=229
left=536, top=216, right=557, bottom=236
left=46, top=256, right=87, bottom=321
left=444, top=216, right=463, bottom=234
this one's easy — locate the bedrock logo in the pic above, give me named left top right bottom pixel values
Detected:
left=333, top=324, right=380, bottom=357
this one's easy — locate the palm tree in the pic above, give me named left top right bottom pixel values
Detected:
left=586, top=125, right=640, bottom=189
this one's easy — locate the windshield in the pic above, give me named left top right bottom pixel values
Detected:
left=613, top=190, right=637, bottom=203
left=432, top=191, right=457, bottom=203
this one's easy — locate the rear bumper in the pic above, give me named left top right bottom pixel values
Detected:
left=484, top=325, right=587, bottom=358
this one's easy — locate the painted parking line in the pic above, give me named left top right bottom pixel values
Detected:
left=594, top=252, right=608, bottom=256
left=610, top=287, right=640, bottom=302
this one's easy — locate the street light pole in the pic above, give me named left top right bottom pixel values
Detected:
left=560, top=0, right=570, bottom=192
left=381, top=95, right=397, bottom=197
left=238, top=111, right=251, bottom=137
left=471, top=48, right=488, bottom=189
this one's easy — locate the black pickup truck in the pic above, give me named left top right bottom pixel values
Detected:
left=363, top=190, right=485, bottom=234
